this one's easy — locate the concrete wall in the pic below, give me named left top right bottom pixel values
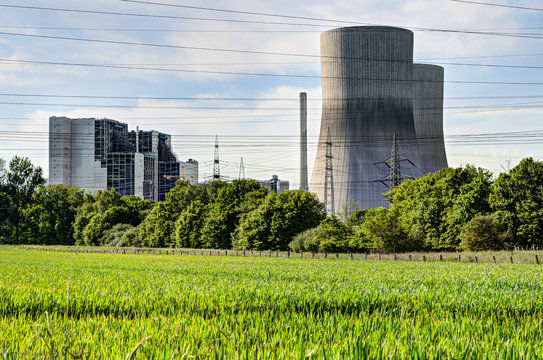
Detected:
left=134, top=153, right=144, bottom=198
left=49, top=116, right=72, bottom=185
left=310, top=26, right=428, bottom=210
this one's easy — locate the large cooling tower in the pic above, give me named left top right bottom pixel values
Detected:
left=310, top=26, right=446, bottom=210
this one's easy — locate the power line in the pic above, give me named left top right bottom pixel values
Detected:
left=1, top=4, right=543, bottom=39
left=3, top=92, right=543, bottom=101
left=450, top=0, right=543, bottom=12
left=3, top=58, right=543, bottom=85
left=4, top=56, right=543, bottom=73
left=119, top=0, right=362, bottom=25
left=0, top=4, right=336, bottom=27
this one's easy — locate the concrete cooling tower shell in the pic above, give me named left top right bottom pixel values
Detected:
left=310, top=26, right=445, bottom=210
left=413, top=64, right=448, bottom=174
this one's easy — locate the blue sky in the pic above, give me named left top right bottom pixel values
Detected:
left=1, top=0, right=542, bottom=187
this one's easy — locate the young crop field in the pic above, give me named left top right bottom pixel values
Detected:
left=1, top=247, right=543, bottom=359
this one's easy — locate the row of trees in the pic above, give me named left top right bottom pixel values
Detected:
left=1, top=156, right=542, bottom=252
left=289, top=158, right=543, bottom=252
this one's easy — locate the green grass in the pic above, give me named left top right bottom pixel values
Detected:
left=1, top=247, right=543, bottom=359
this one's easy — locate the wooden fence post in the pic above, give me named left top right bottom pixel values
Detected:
left=510, top=256, right=513, bottom=264
left=394, top=254, right=397, bottom=261
left=378, top=253, right=381, bottom=261
left=536, top=255, right=540, bottom=264
left=493, top=255, right=496, bottom=264
left=350, top=253, right=353, bottom=260
left=324, top=252, right=328, bottom=259
left=440, top=254, right=443, bottom=262
left=475, top=256, right=478, bottom=263
left=458, top=254, right=461, bottom=262
left=423, top=255, right=426, bottom=262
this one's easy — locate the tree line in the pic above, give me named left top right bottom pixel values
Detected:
left=1, top=156, right=542, bottom=252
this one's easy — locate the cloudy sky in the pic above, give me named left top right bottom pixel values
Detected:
left=1, top=0, right=542, bottom=187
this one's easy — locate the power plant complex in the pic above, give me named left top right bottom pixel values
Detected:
left=49, top=117, right=198, bottom=201
left=48, top=26, right=446, bottom=208
left=309, top=26, right=447, bottom=210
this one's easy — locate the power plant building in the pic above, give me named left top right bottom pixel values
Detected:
left=49, top=116, right=198, bottom=201
left=310, top=26, right=447, bottom=211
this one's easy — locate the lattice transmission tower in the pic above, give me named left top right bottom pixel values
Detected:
left=324, top=127, right=335, bottom=215
left=374, top=133, right=416, bottom=191
left=213, top=135, right=220, bottom=180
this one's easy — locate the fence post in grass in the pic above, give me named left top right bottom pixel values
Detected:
left=350, top=253, right=353, bottom=260
left=312, top=252, right=315, bottom=258
left=475, top=256, right=478, bottom=263
left=409, top=255, right=412, bottom=261
left=440, top=254, right=443, bottom=262
left=225, top=250, right=228, bottom=256
left=288, top=250, right=290, bottom=258
left=243, top=250, right=246, bottom=257
left=493, top=255, right=496, bottom=264
left=336, top=253, right=339, bottom=259
left=458, top=254, right=461, bottom=262
left=236, top=250, right=238, bottom=257
left=269, top=250, right=272, bottom=258
left=276, top=251, right=279, bottom=258
left=510, top=256, right=513, bottom=264
left=536, top=255, right=540, bottom=264
left=378, top=253, right=381, bottom=261
left=365, top=253, right=368, bottom=260
left=423, top=255, right=426, bottom=262
left=325, top=252, right=328, bottom=259
left=259, top=251, right=262, bottom=257
left=394, top=254, right=397, bottom=261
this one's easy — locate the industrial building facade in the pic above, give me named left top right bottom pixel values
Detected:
left=310, top=26, right=448, bottom=211
left=49, top=117, right=198, bottom=201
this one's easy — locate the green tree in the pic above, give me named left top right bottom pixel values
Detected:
left=361, top=208, right=421, bottom=253
left=74, top=189, right=153, bottom=246
left=234, top=190, right=325, bottom=251
left=174, top=200, right=207, bottom=248
left=138, top=180, right=210, bottom=247
left=22, top=185, right=85, bottom=245
left=232, top=193, right=280, bottom=250
left=388, top=165, right=492, bottom=250
left=2, top=156, right=45, bottom=244
left=200, top=179, right=268, bottom=249
left=489, top=157, right=543, bottom=248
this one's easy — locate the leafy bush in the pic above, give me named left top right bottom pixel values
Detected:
left=101, top=224, right=136, bottom=247
left=460, top=214, right=510, bottom=251
left=289, top=215, right=351, bottom=253
left=362, top=208, right=423, bottom=253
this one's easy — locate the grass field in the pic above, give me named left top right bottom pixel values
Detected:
left=1, top=247, right=543, bottom=359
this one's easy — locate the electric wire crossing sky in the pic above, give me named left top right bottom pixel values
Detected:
left=310, top=26, right=447, bottom=210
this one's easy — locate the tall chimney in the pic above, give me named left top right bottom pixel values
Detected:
left=136, top=126, right=139, bottom=153
left=299, top=92, right=308, bottom=191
